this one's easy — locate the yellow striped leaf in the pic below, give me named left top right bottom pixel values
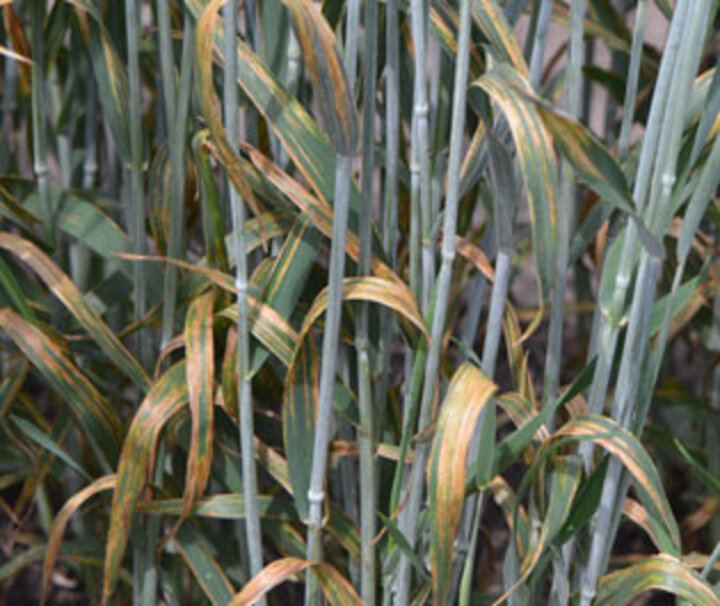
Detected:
left=182, top=291, right=216, bottom=517
left=195, top=0, right=266, bottom=231
left=0, top=233, right=149, bottom=390
left=542, top=415, right=680, bottom=553
left=102, top=363, right=188, bottom=604
left=427, top=363, right=496, bottom=606
left=471, top=0, right=528, bottom=78
left=283, top=339, right=318, bottom=520
left=474, top=64, right=559, bottom=297
left=42, top=475, right=116, bottom=606
left=280, top=0, right=357, bottom=155
left=596, top=554, right=719, bottom=605
left=228, top=557, right=361, bottom=605
left=0, top=309, right=122, bottom=464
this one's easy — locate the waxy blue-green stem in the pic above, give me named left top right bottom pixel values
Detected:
left=223, top=0, right=266, bottom=598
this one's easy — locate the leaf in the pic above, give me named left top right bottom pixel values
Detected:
left=0, top=309, right=122, bottom=464
left=0, top=233, right=149, bottom=390
left=533, top=103, right=634, bottom=213
left=283, top=339, right=318, bottom=520
left=427, top=363, right=497, bottom=605
left=474, top=64, right=558, bottom=297
left=67, top=1, right=131, bottom=161
left=499, top=456, right=582, bottom=604
left=281, top=0, right=357, bottom=154
left=173, top=525, right=236, bottom=606
left=182, top=291, right=216, bottom=517
left=0, top=178, right=164, bottom=300
left=456, top=236, right=494, bottom=281
left=195, top=0, right=265, bottom=229
left=42, top=475, right=116, bottom=606
left=251, top=215, right=321, bottom=373
left=471, top=0, right=528, bottom=77
left=139, top=493, right=297, bottom=520
left=246, top=147, right=399, bottom=284
left=119, top=253, right=299, bottom=367
left=184, top=0, right=368, bottom=239
left=299, top=277, right=427, bottom=344
left=536, top=415, right=680, bottom=553
left=596, top=554, right=719, bottom=605
left=102, top=363, right=188, bottom=605
left=11, top=415, right=92, bottom=482
left=0, top=42, right=31, bottom=64
left=228, top=557, right=361, bottom=606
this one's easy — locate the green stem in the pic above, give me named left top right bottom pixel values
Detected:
left=356, top=0, right=379, bottom=600
left=126, top=0, right=150, bottom=370
left=617, top=0, right=647, bottom=162
left=1, top=25, right=17, bottom=174
left=224, top=1, right=265, bottom=596
left=376, top=0, right=400, bottom=433
left=528, top=0, right=553, bottom=88
left=305, top=153, right=353, bottom=606
left=393, top=0, right=472, bottom=597
left=408, top=0, right=432, bottom=314
left=543, top=0, right=584, bottom=419
left=31, top=0, right=52, bottom=245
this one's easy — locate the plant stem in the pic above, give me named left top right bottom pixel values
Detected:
left=376, top=0, right=400, bottom=429
left=126, top=0, right=150, bottom=371
left=1, top=25, right=17, bottom=174
left=617, top=0, right=647, bottom=162
left=393, top=0, right=472, bottom=597
left=223, top=1, right=265, bottom=598
left=356, top=0, right=379, bottom=600
left=528, top=0, right=553, bottom=89
left=31, top=0, right=52, bottom=245
left=409, top=0, right=432, bottom=314
left=543, top=0, right=584, bottom=418
left=344, top=0, right=361, bottom=93
left=578, top=3, right=707, bottom=598
left=584, top=0, right=689, bottom=428
left=305, top=153, right=353, bottom=606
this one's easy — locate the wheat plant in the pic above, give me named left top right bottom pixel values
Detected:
left=1, top=0, right=720, bottom=605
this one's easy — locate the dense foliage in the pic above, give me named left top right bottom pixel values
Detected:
left=1, top=0, right=720, bottom=604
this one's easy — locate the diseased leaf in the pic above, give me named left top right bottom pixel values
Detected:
left=0, top=233, right=149, bottom=390
left=0, top=308, right=122, bottom=464
left=427, top=363, right=496, bottom=605
left=102, top=363, right=188, bottom=604
left=596, top=554, right=719, bottom=605
left=228, top=557, right=361, bottom=606
left=182, top=291, right=216, bottom=517
left=42, top=476, right=116, bottom=606
left=474, top=64, right=558, bottom=297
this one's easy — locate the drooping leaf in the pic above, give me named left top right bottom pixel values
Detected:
left=474, top=64, right=558, bottom=297
left=0, top=233, right=149, bottom=390
left=182, top=291, right=216, bottom=517
left=228, top=557, right=361, bottom=606
left=595, top=554, right=719, bottom=605
left=102, top=363, right=188, bottom=604
left=42, top=475, right=116, bottom=606
left=427, top=363, right=496, bottom=605
left=0, top=308, right=122, bottom=464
